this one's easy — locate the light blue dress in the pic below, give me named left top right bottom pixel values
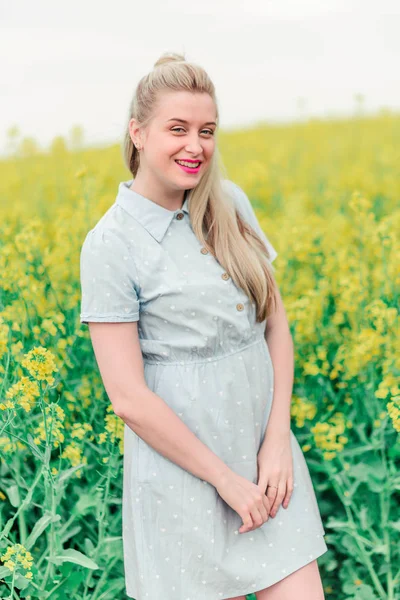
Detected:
left=79, top=178, right=328, bottom=599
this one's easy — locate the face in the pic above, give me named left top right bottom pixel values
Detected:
left=129, top=90, right=217, bottom=193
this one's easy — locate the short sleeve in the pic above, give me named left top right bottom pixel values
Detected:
left=225, top=180, right=278, bottom=263
left=79, top=226, right=140, bottom=325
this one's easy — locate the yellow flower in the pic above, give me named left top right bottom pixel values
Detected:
left=0, top=543, right=34, bottom=577
left=71, top=422, right=94, bottom=441
left=311, top=412, right=349, bottom=459
left=5, top=376, right=40, bottom=412
left=21, top=346, right=58, bottom=385
left=33, top=403, right=65, bottom=448
left=61, top=442, right=87, bottom=478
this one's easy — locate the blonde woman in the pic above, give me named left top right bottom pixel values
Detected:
left=79, top=52, right=328, bottom=600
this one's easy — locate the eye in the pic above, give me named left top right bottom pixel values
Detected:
left=171, top=127, right=214, bottom=136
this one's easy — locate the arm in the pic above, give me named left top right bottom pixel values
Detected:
left=88, top=320, right=232, bottom=487
left=258, top=287, right=295, bottom=515
left=79, top=227, right=232, bottom=489
left=263, top=285, right=294, bottom=439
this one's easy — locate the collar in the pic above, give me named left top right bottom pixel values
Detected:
left=115, top=179, right=191, bottom=242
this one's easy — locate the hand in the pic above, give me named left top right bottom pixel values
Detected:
left=215, top=469, right=272, bottom=534
left=256, top=429, right=294, bottom=518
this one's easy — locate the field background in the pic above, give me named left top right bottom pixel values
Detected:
left=0, top=112, right=399, bottom=599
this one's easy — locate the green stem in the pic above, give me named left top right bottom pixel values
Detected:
left=91, top=556, right=119, bottom=600
left=39, top=469, right=57, bottom=591
left=379, top=426, right=394, bottom=600
left=0, top=465, right=44, bottom=542
left=82, top=445, right=116, bottom=599
left=15, top=460, right=27, bottom=545
left=9, top=568, right=16, bottom=600
left=0, top=345, right=12, bottom=400
left=330, top=475, right=387, bottom=599
left=46, top=577, right=69, bottom=597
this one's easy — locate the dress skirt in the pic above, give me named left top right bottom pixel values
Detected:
left=122, top=336, right=328, bottom=599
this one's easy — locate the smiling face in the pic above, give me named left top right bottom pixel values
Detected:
left=129, top=90, right=217, bottom=197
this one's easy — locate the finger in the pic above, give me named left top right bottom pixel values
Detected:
left=248, top=504, right=264, bottom=532
left=270, top=482, right=286, bottom=517
left=283, top=476, right=294, bottom=508
left=254, top=489, right=269, bottom=526
left=239, top=510, right=253, bottom=533
left=241, top=490, right=265, bottom=533
left=263, top=493, right=271, bottom=518
left=266, top=484, right=280, bottom=517
left=258, top=496, right=269, bottom=524
left=266, top=485, right=278, bottom=516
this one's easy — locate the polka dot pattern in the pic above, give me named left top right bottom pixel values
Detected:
left=80, top=178, right=328, bottom=599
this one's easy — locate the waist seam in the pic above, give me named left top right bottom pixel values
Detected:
left=142, top=335, right=266, bottom=366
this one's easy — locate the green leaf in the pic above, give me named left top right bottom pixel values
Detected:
left=370, top=542, right=388, bottom=555
left=389, top=520, right=400, bottom=531
left=57, top=463, right=88, bottom=485
left=60, top=525, right=82, bottom=545
left=0, top=565, right=11, bottom=578
left=351, top=583, right=379, bottom=600
left=326, top=518, right=355, bottom=530
left=26, top=434, right=44, bottom=461
left=14, top=572, right=32, bottom=590
left=5, top=484, right=20, bottom=508
left=25, top=512, right=61, bottom=550
left=84, top=537, right=95, bottom=555
left=73, top=492, right=98, bottom=516
left=48, top=548, right=99, bottom=570
left=341, top=533, right=363, bottom=563
left=367, top=478, right=384, bottom=493
left=358, top=505, right=373, bottom=530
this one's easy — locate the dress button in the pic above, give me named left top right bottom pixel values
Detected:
left=200, top=247, right=209, bottom=254
left=221, top=272, right=230, bottom=280
left=176, top=212, right=184, bottom=220
left=236, top=303, right=244, bottom=311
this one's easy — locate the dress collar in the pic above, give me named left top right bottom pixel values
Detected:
left=115, top=179, right=191, bottom=242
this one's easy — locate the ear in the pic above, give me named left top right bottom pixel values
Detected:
left=129, top=118, right=141, bottom=145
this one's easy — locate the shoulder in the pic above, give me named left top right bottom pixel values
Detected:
left=80, top=220, right=138, bottom=283
left=221, top=178, right=254, bottom=217
left=80, top=207, right=135, bottom=259
left=81, top=224, right=125, bottom=260
left=221, top=178, right=241, bottom=200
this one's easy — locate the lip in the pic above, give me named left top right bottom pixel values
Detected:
left=175, top=159, right=203, bottom=163
left=175, top=160, right=202, bottom=175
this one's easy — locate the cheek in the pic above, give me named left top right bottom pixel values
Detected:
left=205, top=140, right=216, bottom=159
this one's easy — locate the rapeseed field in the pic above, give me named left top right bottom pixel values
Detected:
left=0, top=111, right=399, bottom=599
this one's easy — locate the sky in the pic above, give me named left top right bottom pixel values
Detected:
left=1, top=0, right=399, bottom=156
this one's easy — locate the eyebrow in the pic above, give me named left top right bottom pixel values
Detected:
left=167, top=118, right=217, bottom=126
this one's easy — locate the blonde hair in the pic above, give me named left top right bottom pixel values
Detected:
left=122, top=52, right=278, bottom=322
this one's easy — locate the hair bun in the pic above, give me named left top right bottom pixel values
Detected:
left=154, top=52, right=186, bottom=68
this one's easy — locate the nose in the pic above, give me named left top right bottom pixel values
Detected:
left=184, top=134, right=204, bottom=155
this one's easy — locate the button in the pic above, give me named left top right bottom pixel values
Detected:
left=236, top=303, right=244, bottom=311
left=200, top=247, right=209, bottom=254
left=221, top=272, right=230, bottom=280
left=176, top=212, right=184, bottom=220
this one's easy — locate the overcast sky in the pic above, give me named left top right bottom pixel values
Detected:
left=1, top=0, right=399, bottom=156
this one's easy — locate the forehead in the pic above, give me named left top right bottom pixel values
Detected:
left=153, top=90, right=216, bottom=121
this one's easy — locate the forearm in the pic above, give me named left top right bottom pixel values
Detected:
left=116, top=385, right=232, bottom=488
left=263, top=324, right=294, bottom=437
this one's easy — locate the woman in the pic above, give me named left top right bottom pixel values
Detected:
left=79, top=52, right=328, bottom=600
